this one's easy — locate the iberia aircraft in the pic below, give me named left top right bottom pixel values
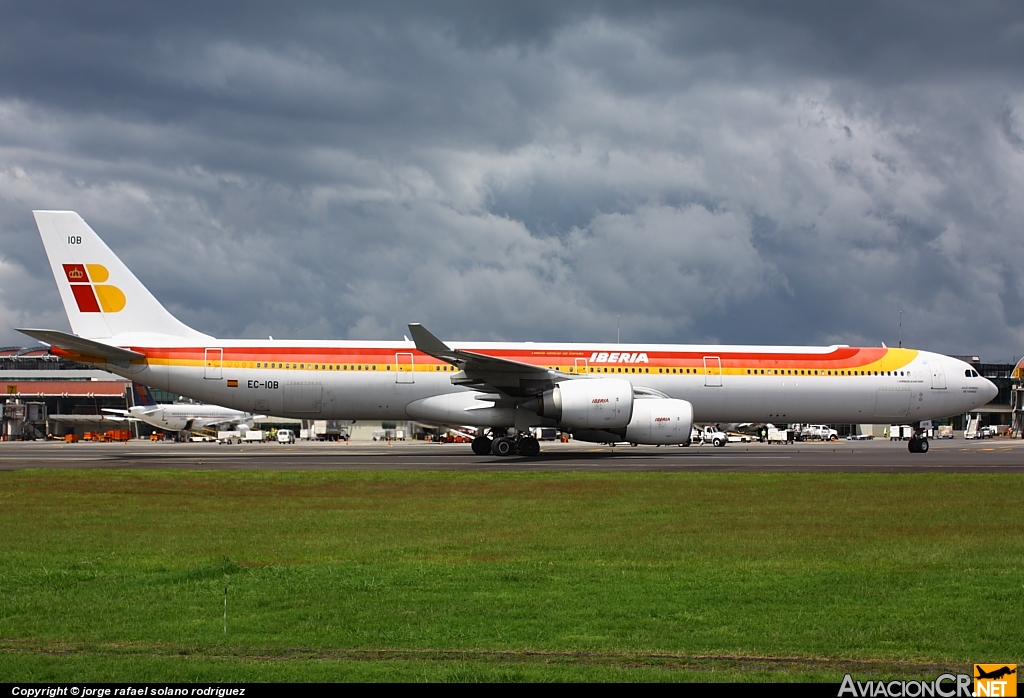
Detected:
left=20, top=211, right=997, bottom=457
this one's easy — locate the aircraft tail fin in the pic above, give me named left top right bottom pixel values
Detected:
left=129, top=382, right=158, bottom=409
left=32, top=211, right=211, bottom=341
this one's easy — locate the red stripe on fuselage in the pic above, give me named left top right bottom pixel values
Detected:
left=132, top=345, right=892, bottom=369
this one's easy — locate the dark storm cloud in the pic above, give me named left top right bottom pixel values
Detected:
left=0, top=2, right=1022, bottom=360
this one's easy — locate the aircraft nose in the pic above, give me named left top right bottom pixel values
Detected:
left=983, top=377, right=998, bottom=403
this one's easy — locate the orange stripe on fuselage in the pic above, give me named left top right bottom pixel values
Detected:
left=125, top=345, right=915, bottom=372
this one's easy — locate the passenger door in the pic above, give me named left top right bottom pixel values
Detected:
left=703, top=356, right=722, bottom=387
left=395, top=352, right=415, bottom=383
left=204, top=348, right=223, bottom=379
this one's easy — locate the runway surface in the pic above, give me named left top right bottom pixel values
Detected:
left=1, top=437, right=1022, bottom=472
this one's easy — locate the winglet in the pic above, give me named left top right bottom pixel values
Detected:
left=407, top=323, right=453, bottom=356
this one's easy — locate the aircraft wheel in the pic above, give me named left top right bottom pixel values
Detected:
left=491, top=437, right=516, bottom=457
left=471, top=436, right=492, bottom=456
left=908, top=438, right=921, bottom=453
left=918, top=438, right=929, bottom=453
left=517, top=436, right=540, bottom=457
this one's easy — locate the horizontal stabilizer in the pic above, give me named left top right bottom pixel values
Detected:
left=16, top=328, right=144, bottom=364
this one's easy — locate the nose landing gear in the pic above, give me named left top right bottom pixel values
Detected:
left=908, top=422, right=930, bottom=453
left=908, top=437, right=929, bottom=453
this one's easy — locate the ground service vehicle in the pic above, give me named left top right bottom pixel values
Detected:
left=21, top=212, right=998, bottom=457
left=276, top=429, right=295, bottom=444
left=802, top=424, right=839, bottom=441
left=693, top=425, right=728, bottom=447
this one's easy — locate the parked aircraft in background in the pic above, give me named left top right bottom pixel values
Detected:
left=103, top=382, right=259, bottom=435
left=20, top=211, right=998, bottom=456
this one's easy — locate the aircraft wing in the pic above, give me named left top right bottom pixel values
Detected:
left=16, top=328, right=144, bottom=366
left=408, top=323, right=564, bottom=397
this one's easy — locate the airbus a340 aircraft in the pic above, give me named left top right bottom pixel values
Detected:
left=103, top=382, right=260, bottom=436
left=20, top=211, right=997, bottom=457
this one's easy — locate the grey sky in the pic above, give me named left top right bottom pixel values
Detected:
left=1, top=2, right=1021, bottom=361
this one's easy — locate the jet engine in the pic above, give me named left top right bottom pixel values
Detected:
left=572, top=397, right=694, bottom=445
left=522, top=378, right=633, bottom=429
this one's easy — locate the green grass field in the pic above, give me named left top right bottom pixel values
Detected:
left=1, top=470, right=1020, bottom=682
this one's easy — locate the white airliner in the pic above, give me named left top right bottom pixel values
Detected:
left=19, top=211, right=997, bottom=456
left=103, top=382, right=259, bottom=435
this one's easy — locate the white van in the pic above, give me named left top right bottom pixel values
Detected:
left=277, top=429, right=295, bottom=444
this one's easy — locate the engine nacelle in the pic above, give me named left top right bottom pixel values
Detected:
left=570, top=398, right=693, bottom=445
left=524, top=378, right=633, bottom=429
left=623, top=398, right=693, bottom=445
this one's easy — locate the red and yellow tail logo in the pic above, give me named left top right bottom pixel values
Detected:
left=62, top=264, right=126, bottom=313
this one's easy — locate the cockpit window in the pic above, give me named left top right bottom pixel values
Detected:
left=965, top=369, right=972, bottom=377
left=965, top=369, right=979, bottom=378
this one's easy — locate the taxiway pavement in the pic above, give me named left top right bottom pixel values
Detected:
left=0, top=437, right=1022, bottom=472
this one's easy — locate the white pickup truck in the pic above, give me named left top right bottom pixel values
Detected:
left=801, top=424, right=839, bottom=441
left=692, top=425, right=728, bottom=447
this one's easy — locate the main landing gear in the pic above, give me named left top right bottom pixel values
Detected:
left=471, top=436, right=492, bottom=455
left=908, top=422, right=930, bottom=454
left=471, top=431, right=541, bottom=457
